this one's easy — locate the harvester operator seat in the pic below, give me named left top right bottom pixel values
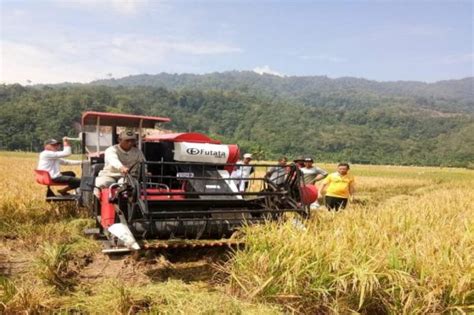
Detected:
left=34, top=169, right=78, bottom=202
left=34, top=169, right=66, bottom=186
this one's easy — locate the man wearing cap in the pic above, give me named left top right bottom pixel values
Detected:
left=300, top=157, right=328, bottom=209
left=95, top=130, right=145, bottom=189
left=37, top=137, right=82, bottom=195
left=300, top=157, right=328, bottom=185
left=231, top=153, right=255, bottom=192
left=293, top=156, right=305, bottom=169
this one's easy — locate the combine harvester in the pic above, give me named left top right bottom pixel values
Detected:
left=41, top=112, right=317, bottom=253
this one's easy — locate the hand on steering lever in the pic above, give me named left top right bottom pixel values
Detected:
left=120, top=166, right=129, bottom=175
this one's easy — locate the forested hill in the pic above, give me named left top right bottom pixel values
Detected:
left=1, top=72, right=473, bottom=167
left=92, top=72, right=474, bottom=109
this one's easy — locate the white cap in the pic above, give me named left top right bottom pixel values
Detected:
left=243, top=153, right=253, bottom=159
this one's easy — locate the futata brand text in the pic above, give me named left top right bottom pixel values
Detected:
left=186, top=148, right=227, bottom=158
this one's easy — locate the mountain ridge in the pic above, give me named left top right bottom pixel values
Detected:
left=88, top=71, right=473, bottom=106
left=1, top=72, right=473, bottom=166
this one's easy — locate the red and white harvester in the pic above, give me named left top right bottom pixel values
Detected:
left=46, top=112, right=317, bottom=253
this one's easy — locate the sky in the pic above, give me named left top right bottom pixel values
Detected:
left=0, top=0, right=472, bottom=84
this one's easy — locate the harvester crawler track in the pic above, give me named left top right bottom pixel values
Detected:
left=141, top=239, right=244, bottom=250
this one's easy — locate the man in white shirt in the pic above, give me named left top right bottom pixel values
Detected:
left=95, top=130, right=145, bottom=189
left=37, top=138, right=82, bottom=195
left=231, top=153, right=255, bottom=192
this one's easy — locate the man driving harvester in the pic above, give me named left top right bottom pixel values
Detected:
left=95, top=130, right=145, bottom=190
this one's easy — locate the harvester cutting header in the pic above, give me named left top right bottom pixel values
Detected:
left=36, top=111, right=317, bottom=253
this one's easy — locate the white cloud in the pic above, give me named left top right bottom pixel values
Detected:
left=0, top=36, right=242, bottom=84
left=163, top=41, right=242, bottom=55
left=8, top=8, right=28, bottom=18
left=300, top=54, right=347, bottom=63
left=367, top=24, right=453, bottom=42
left=0, top=40, right=122, bottom=84
left=441, top=53, right=474, bottom=65
left=53, top=0, right=150, bottom=15
left=404, top=25, right=453, bottom=37
left=253, top=65, right=285, bottom=77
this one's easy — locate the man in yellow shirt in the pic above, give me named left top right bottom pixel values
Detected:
left=318, top=163, right=355, bottom=211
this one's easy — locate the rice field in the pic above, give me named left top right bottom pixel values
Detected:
left=0, top=151, right=472, bottom=314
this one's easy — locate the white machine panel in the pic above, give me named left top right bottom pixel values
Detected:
left=174, top=142, right=229, bottom=163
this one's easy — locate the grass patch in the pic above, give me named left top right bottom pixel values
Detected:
left=61, top=279, right=281, bottom=314
left=1, top=152, right=473, bottom=314
left=34, top=243, right=77, bottom=292
left=226, top=185, right=474, bottom=313
left=0, top=276, right=56, bottom=314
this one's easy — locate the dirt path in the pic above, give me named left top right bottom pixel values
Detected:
left=0, top=241, right=33, bottom=277
left=2, top=240, right=231, bottom=288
